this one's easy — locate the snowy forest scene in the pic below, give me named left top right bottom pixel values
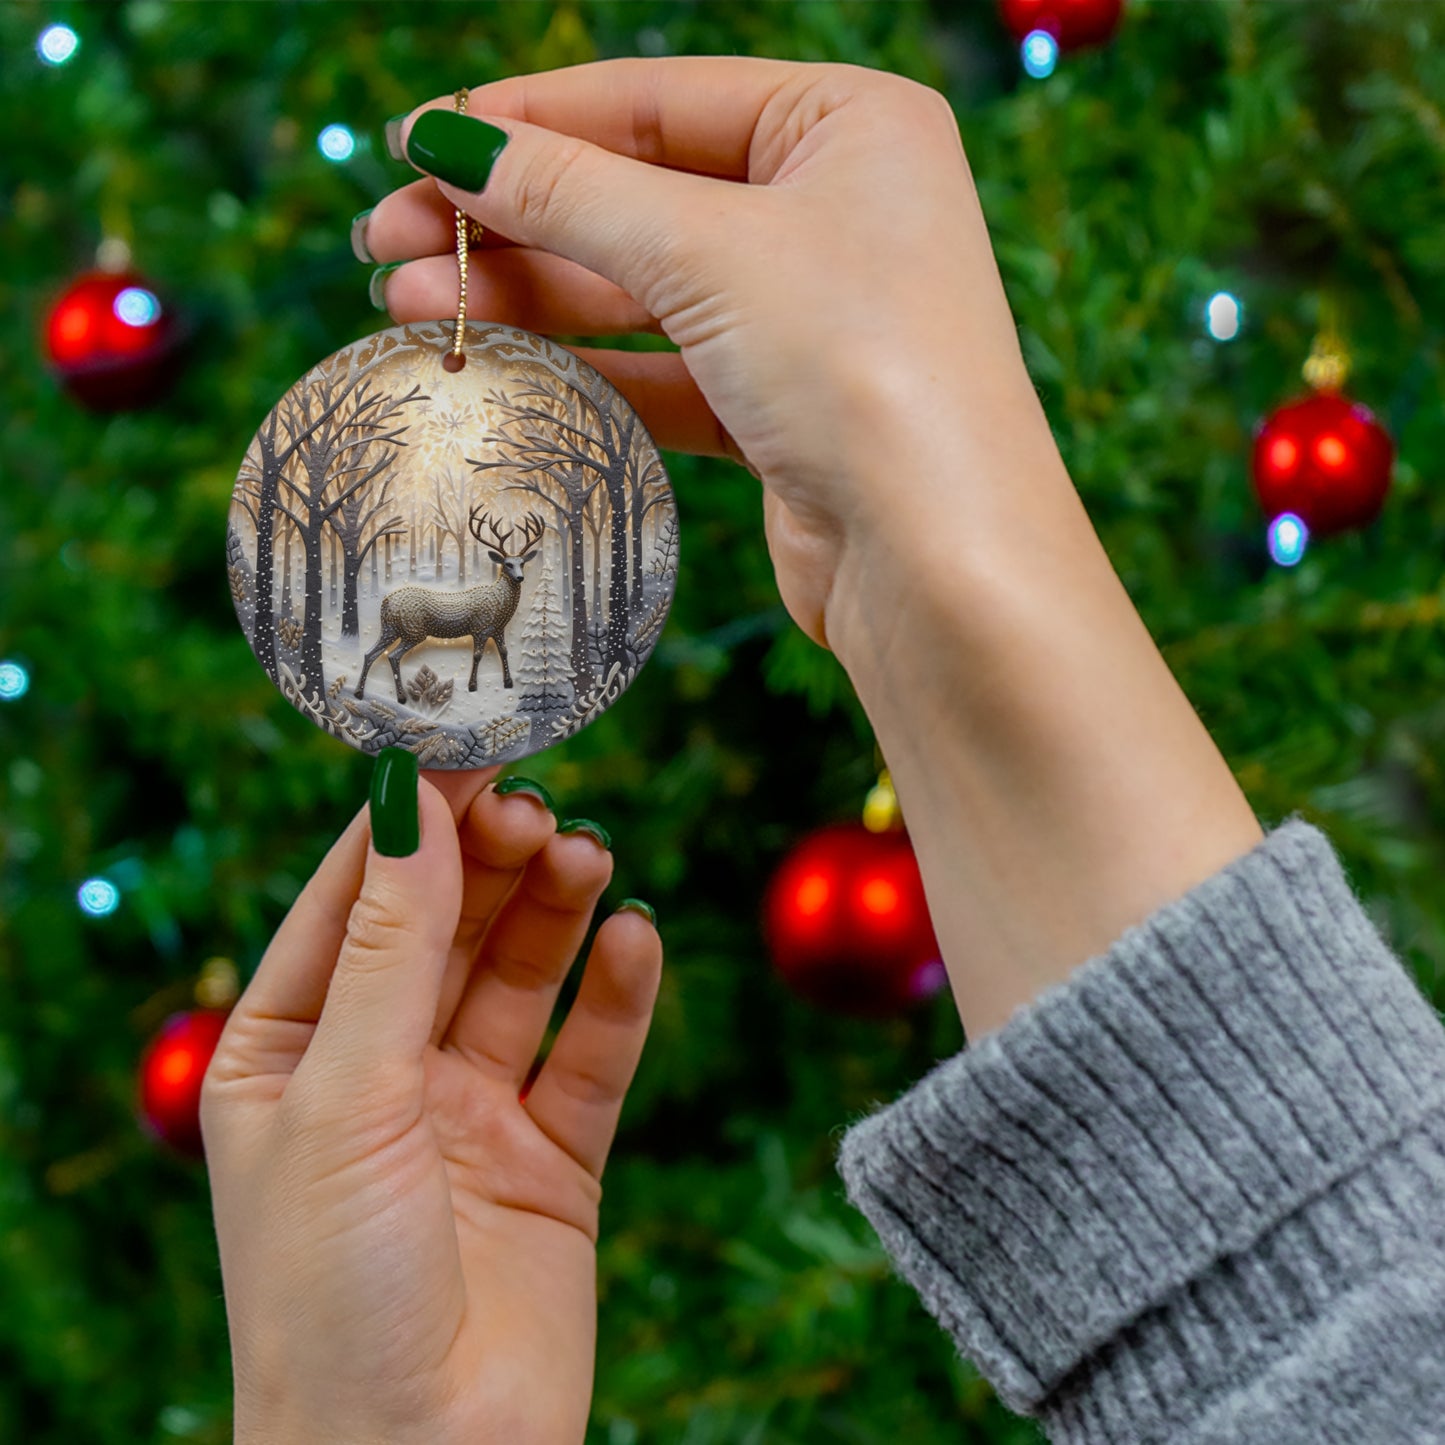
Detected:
left=226, top=321, right=679, bottom=767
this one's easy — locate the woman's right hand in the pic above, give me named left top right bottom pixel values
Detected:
left=363, top=58, right=1264, bottom=1042
left=360, top=57, right=1063, bottom=659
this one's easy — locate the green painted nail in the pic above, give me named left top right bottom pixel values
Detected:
left=617, top=898, right=656, bottom=926
left=369, top=261, right=404, bottom=311
left=558, top=818, right=611, bottom=851
left=493, top=775, right=556, bottom=812
left=384, top=113, right=409, bottom=162
left=370, top=747, right=419, bottom=857
left=405, top=110, right=510, bottom=192
left=350, top=208, right=375, bottom=264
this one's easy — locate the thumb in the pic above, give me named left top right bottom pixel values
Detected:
left=397, top=106, right=746, bottom=320
left=302, top=751, right=462, bottom=1091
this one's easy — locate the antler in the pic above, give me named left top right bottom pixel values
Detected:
left=468, top=505, right=512, bottom=553
left=513, top=510, right=546, bottom=554
left=469, top=505, right=545, bottom=556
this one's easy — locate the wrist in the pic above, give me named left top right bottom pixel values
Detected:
left=822, top=419, right=1261, bottom=1039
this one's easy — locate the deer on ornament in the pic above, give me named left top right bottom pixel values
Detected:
left=355, top=507, right=545, bottom=704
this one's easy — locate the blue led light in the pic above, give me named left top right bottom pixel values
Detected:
left=38, top=24, right=79, bottom=66
left=318, top=124, right=357, bottom=162
left=114, top=287, right=162, bottom=327
left=1268, top=512, right=1309, bottom=567
left=1022, top=30, right=1059, bottom=79
left=0, top=661, right=28, bottom=701
left=78, top=878, right=121, bottom=917
left=1205, top=291, right=1242, bottom=341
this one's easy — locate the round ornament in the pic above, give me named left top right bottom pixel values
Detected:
left=763, top=822, right=945, bottom=1018
left=227, top=320, right=678, bottom=768
left=998, top=0, right=1125, bottom=49
left=137, top=1008, right=230, bottom=1158
left=1251, top=391, right=1393, bottom=537
left=45, top=268, right=182, bottom=411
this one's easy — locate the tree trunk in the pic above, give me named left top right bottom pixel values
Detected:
left=280, top=523, right=294, bottom=619
left=591, top=518, right=602, bottom=621
left=630, top=490, right=646, bottom=612
left=605, top=462, right=630, bottom=665
left=251, top=470, right=279, bottom=682
left=300, top=527, right=327, bottom=696
left=567, top=514, right=593, bottom=690
left=329, top=529, right=338, bottom=610
left=340, top=549, right=363, bottom=638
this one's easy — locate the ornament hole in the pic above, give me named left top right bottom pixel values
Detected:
left=442, top=352, right=467, bottom=373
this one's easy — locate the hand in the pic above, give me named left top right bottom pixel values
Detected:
left=201, top=767, right=662, bottom=1445
left=362, top=59, right=1262, bottom=1039
left=361, top=57, right=1051, bottom=655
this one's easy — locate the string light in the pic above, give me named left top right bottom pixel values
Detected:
left=77, top=878, right=121, bottom=917
left=37, top=24, right=79, bottom=66
left=1022, top=30, right=1060, bottom=78
left=0, top=660, right=29, bottom=701
left=114, top=287, right=162, bottom=328
left=1205, top=291, right=1242, bottom=341
left=1267, top=512, right=1309, bottom=568
left=317, top=124, right=356, bottom=162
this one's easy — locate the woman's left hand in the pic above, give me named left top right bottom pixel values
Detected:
left=201, top=765, right=662, bottom=1445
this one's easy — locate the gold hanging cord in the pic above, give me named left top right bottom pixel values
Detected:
left=443, top=87, right=483, bottom=372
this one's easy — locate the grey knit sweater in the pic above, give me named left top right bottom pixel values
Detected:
left=836, top=819, right=1445, bottom=1443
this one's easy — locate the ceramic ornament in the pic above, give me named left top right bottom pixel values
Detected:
left=226, top=319, right=678, bottom=768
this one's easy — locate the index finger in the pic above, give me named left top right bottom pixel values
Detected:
left=407, top=55, right=808, bottom=181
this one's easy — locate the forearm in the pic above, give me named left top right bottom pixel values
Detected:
left=824, top=377, right=1262, bottom=1040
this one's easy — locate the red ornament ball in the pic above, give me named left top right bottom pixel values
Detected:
left=44, top=269, right=181, bottom=410
left=1251, top=392, right=1394, bottom=537
left=137, top=1009, right=230, bottom=1158
left=998, top=0, right=1124, bottom=49
left=763, top=822, right=945, bottom=1018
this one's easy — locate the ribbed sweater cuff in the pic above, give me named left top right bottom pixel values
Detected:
left=835, top=818, right=1445, bottom=1431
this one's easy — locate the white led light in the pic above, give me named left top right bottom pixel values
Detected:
left=0, top=660, right=29, bottom=700
left=78, top=878, right=121, bottom=917
left=114, top=287, right=161, bottom=327
left=1022, top=30, right=1059, bottom=79
left=1205, top=291, right=1242, bottom=342
left=1267, top=512, right=1309, bottom=567
left=38, top=24, right=79, bottom=66
left=318, top=124, right=357, bottom=162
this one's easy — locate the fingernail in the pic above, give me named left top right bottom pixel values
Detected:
left=384, top=113, right=409, bottom=162
left=493, top=775, right=556, bottom=813
left=616, top=898, right=656, bottom=926
left=558, top=818, right=611, bottom=851
left=369, top=261, right=403, bottom=311
left=370, top=747, right=419, bottom=857
left=350, top=208, right=375, bottom=264
left=405, top=110, right=510, bottom=192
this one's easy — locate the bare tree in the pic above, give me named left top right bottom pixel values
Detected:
left=628, top=449, right=671, bottom=611
left=469, top=360, right=637, bottom=671
left=258, top=363, right=424, bottom=688
left=326, top=430, right=407, bottom=638
left=430, top=467, right=472, bottom=587
left=470, top=382, right=603, bottom=690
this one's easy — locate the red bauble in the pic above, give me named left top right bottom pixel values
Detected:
left=1251, top=392, right=1394, bottom=537
left=763, top=822, right=945, bottom=1017
left=998, top=0, right=1124, bottom=49
left=137, top=1009, right=230, bottom=1157
left=44, top=269, right=182, bottom=410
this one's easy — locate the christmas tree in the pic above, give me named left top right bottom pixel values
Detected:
left=516, top=537, right=579, bottom=730
left=2, top=4, right=1443, bottom=1443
